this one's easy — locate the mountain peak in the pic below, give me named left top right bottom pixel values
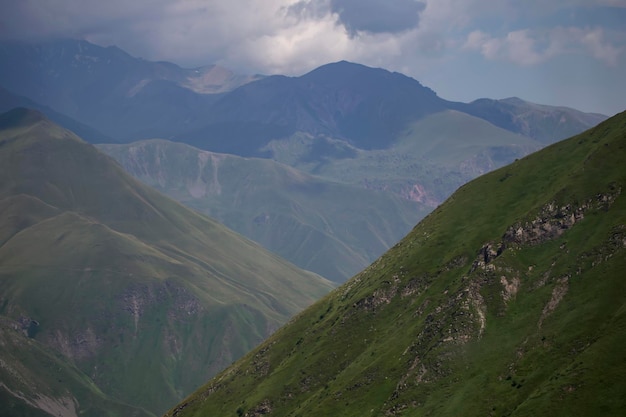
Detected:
left=500, top=96, right=528, bottom=105
left=0, top=107, right=47, bottom=130
left=304, top=60, right=396, bottom=80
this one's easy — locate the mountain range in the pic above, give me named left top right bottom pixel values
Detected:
left=0, top=39, right=262, bottom=140
left=0, top=108, right=333, bottom=416
left=165, top=110, right=626, bottom=417
left=0, top=37, right=623, bottom=417
left=0, top=39, right=606, bottom=149
left=0, top=38, right=609, bottom=284
left=98, top=139, right=427, bottom=282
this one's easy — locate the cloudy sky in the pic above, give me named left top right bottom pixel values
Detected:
left=1, top=0, right=625, bottom=115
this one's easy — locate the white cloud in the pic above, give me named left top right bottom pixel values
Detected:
left=0, top=0, right=624, bottom=114
left=580, top=28, right=622, bottom=66
left=464, top=26, right=623, bottom=67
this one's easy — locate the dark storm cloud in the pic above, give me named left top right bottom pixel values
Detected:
left=331, top=0, right=425, bottom=35
left=287, top=0, right=426, bottom=36
left=0, top=0, right=623, bottom=115
left=0, top=0, right=168, bottom=41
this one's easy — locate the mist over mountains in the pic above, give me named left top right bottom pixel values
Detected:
left=0, top=38, right=608, bottom=282
left=0, top=108, right=333, bottom=416
left=0, top=39, right=606, bottom=147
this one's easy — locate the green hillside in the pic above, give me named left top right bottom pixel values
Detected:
left=166, top=111, right=626, bottom=417
left=0, top=316, right=152, bottom=417
left=265, top=110, right=544, bottom=204
left=100, top=140, right=428, bottom=282
left=0, top=108, right=334, bottom=416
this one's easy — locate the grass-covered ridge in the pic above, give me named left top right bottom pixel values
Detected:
left=166, top=110, right=626, bottom=417
left=0, top=108, right=334, bottom=416
left=100, top=139, right=428, bottom=282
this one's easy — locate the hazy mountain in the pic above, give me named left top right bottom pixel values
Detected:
left=99, top=139, right=429, bottom=282
left=0, top=39, right=605, bottom=150
left=165, top=112, right=626, bottom=416
left=0, top=39, right=262, bottom=140
left=454, top=97, right=608, bottom=144
left=0, top=108, right=334, bottom=416
left=1, top=39, right=607, bottom=213
left=266, top=110, right=545, bottom=205
left=175, top=61, right=448, bottom=154
left=0, top=86, right=114, bottom=143
left=172, top=62, right=607, bottom=157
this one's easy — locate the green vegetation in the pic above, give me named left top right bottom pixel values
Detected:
left=0, top=108, right=334, bottom=416
left=100, top=140, right=428, bottom=282
left=166, top=111, right=626, bottom=416
left=265, top=110, right=543, bottom=204
left=0, top=317, right=153, bottom=417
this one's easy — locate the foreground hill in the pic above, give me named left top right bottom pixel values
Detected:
left=166, top=112, right=626, bottom=417
left=0, top=108, right=334, bottom=416
left=99, top=139, right=428, bottom=282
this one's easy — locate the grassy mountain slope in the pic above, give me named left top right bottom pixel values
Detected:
left=166, top=111, right=626, bottom=417
left=0, top=108, right=334, bottom=416
left=266, top=110, right=544, bottom=205
left=99, top=140, right=428, bottom=282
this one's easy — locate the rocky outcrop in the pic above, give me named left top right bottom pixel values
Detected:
left=504, top=190, right=620, bottom=246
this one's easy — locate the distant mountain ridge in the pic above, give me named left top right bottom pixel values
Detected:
left=452, top=97, right=608, bottom=144
left=0, top=39, right=607, bottom=148
left=0, top=39, right=611, bottom=292
left=0, top=40, right=607, bottom=207
left=99, top=139, right=429, bottom=282
left=0, top=108, right=333, bottom=416
left=0, top=39, right=262, bottom=139
left=184, top=60, right=447, bottom=153
left=0, top=86, right=115, bottom=143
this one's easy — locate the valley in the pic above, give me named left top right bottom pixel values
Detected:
left=0, top=38, right=621, bottom=417
left=0, top=108, right=333, bottom=416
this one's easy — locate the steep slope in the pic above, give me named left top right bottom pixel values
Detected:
left=0, top=316, right=151, bottom=417
left=0, top=108, right=334, bottom=416
left=166, top=112, right=626, bottom=417
left=99, top=139, right=429, bottom=282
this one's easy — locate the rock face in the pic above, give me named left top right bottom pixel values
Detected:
left=503, top=192, right=620, bottom=245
